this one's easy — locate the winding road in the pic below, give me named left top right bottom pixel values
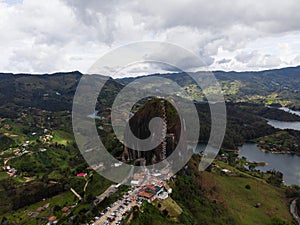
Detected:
left=290, top=198, right=300, bottom=225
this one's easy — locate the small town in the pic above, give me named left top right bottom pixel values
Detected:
left=90, top=164, right=174, bottom=225
left=92, top=180, right=172, bottom=225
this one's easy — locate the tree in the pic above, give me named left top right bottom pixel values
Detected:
left=53, top=205, right=62, bottom=212
left=249, top=164, right=256, bottom=171
left=162, top=209, right=169, bottom=217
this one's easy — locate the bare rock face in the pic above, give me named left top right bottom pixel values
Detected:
left=123, top=98, right=182, bottom=165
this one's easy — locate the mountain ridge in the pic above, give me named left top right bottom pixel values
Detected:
left=0, top=65, right=300, bottom=115
left=2, top=65, right=300, bottom=77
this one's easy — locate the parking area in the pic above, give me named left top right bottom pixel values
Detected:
left=93, top=191, right=141, bottom=225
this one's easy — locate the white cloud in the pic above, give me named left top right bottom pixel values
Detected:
left=291, top=55, right=300, bottom=65
left=217, top=59, right=231, bottom=65
left=0, top=0, right=300, bottom=74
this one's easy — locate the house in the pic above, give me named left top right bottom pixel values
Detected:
left=138, top=184, right=163, bottom=202
left=36, top=207, right=44, bottom=212
left=157, top=191, right=168, bottom=200
left=61, top=206, right=70, bottom=213
left=43, top=203, right=50, bottom=209
left=130, top=180, right=139, bottom=186
left=144, top=184, right=156, bottom=193
left=48, top=216, right=57, bottom=224
left=36, top=203, right=50, bottom=213
left=221, top=169, right=231, bottom=174
left=138, top=191, right=155, bottom=202
left=76, top=173, right=86, bottom=177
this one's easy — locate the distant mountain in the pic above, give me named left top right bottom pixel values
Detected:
left=0, top=71, right=81, bottom=113
left=119, top=66, right=300, bottom=109
left=0, top=71, right=123, bottom=116
left=0, top=65, right=299, bottom=117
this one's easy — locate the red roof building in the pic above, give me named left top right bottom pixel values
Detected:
left=76, top=173, right=86, bottom=177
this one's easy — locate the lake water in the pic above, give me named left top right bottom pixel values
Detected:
left=278, top=107, right=300, bottom=117
left=239, top=143, right=300, bottom=185
left=267, top=119, right=300, bottom=131
left=240, top=108, right=300, bottom=185
left=266, top=107, right=300, bottom=131
left=198, top=107, right=300, bottom=185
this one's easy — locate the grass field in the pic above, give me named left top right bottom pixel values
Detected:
left=201, top=168, right=293, bottom=225
left=153, top=197, right=183, bottom=222
left=52, top=130, right=73, bottom=145
left=85, top=173, right=112, bottom=197
left=2, top=191, right=76, bottom=224
left=0, top=172, right=9, bottom=181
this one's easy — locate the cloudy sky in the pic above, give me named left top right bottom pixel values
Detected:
left=1, top=0, right=300, bottom=75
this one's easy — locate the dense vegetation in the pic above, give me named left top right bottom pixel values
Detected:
left=0, top=135, right=15, bottom=151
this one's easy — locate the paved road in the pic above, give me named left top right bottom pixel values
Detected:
left=119, top=165, right=134, bottom=186
left=95, top=185, right=118, bottom=204
left=290, top=198, right=300, bottom=225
